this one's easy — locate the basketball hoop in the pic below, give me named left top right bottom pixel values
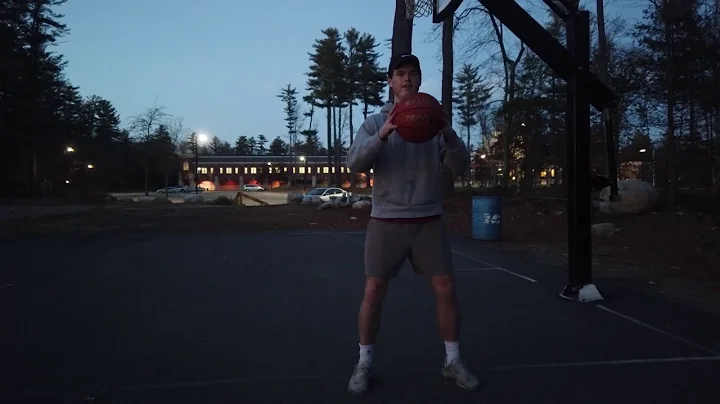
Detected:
left=405, top=0, right=434, bottom=19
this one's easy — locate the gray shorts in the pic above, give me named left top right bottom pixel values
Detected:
left=364, top=217, right=454, bottom=278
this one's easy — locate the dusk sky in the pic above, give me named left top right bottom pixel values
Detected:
left=56, top=0, right=642, bottom=146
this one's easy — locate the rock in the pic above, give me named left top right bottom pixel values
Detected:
left=591, top=222, right=618, bottom=236
left=212, top=195, right=233, bottom=205
left=597, top=180, right=659, bottom=215
left=287, top=192, right=304, bottom=204
left=184, top=195, right=205, bottom=204
left=352, top=200, right=372, bottom=210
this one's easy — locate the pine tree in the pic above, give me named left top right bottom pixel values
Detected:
left=452, top=63, right=492, bottom=151
left=356, top=33, right=387, bottom=120
left=306, top=28, right=346, bottom=185
left=278, top=84, right=300, bottom=155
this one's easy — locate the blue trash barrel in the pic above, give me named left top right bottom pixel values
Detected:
left=471, top=196, right=502, bottom=241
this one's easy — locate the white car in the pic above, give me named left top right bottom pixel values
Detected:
left=243, top=184, right=265, bottom=192
left=303, top=187, right=350, bottom=203
left=156, top=186, right=185, bottom=194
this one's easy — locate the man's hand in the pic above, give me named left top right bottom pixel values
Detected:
left=378, top=104, right=398, bottom=140
left=438, top=111, right=460, bottom=143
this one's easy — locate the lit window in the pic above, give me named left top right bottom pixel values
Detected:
left=234, top=167, right=238, bottom=174
left=332, top=167, right=336, bottom=173
left=323, top=167, right=329, bottom=174
left=210, top=167, right=214, bottom=174
left=244, top=167, right=248, bottom=174
left=299, top=167, right=305, bottom=174
left=283, top=167, right=288, bottom=173
left=201, top=167, right=208, bottom=174
left=227, top=167, right=233, bottom=174
left=219, top=168, right=224, bottom=174
left=275, top=167, right=280, bottom=173
left=370, top=169, right=373, bottom=174
left=183, top=162, right=189, bottom=171
left=341, top=167, right=345, bottom=173
left=251, top=167, right=257, bottom=174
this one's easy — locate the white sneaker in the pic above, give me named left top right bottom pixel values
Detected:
left=442, top=360, right=479, bottom=391
left=348, top=362, right=372, bottom=395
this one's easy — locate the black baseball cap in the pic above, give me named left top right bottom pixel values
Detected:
left=388, top=53, right=421, bottom=77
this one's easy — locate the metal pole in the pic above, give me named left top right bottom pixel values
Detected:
left=564, top=10, right=593, bottom=291
left=194, top=134, right=199, bottom=194
left=304, top=160, right=308, bottom=191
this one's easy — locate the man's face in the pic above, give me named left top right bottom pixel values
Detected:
left=388, top=65, right=421, bottom=101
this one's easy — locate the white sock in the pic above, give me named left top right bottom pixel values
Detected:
left=358, top=343, right=374, bottom=365
left=444, top=341, right=460, bottom=364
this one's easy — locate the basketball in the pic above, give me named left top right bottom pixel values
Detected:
left=392, top=92, right=444, bottom=143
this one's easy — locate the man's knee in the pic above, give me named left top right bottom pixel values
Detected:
left=362, top=276, right=389, bottom=305
left=430, top=275, right=456, bottom=302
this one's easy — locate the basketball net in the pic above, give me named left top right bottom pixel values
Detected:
left=405, top=0, right=434, bottom=19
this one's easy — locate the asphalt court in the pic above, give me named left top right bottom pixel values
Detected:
left=1, top=230, right=719, bottom=403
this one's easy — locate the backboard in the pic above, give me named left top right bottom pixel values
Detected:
left=433, top=0, right=464, bottom=23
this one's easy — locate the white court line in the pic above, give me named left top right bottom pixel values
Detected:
left=452, top=250, right=538, bottom=283
left=291, top=231, right=366, bottom=236
left=596, top=304, right=720, bottom=357
left=18, top=356, right=720, bottom=397
left=454, top=267, right=498, bottom=271
left=479, top=355, right=720, bottom=371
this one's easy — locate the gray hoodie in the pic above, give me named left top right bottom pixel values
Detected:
left=347, top=102, right=469, bottom=219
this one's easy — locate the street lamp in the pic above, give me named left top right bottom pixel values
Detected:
left=65, top=146, right=75, bottom=153
left=299, top=156, right=307, bottom=190
left=87, top=164, right=94, bottom=169
left=194, top=132, right=208, bottom=194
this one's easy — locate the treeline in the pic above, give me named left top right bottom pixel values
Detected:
left=450, top=0, right=720, bottom=201
left=0, top=0, right=192, bottom=195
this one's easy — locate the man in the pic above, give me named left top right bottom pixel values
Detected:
left=345, top=53, right=479, bottom=395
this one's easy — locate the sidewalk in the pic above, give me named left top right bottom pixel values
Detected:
left=2, top=230, right=719, bottom=403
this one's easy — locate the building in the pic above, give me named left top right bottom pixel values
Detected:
left=179, top=155, right=372, bottom=190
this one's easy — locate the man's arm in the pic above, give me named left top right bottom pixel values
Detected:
left=347, top=118, right=386, bottom=174
left=441, top=129, right=470, bottom=176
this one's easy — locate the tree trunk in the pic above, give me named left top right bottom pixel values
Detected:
left=441, top=16, right=456, bottom=198
left=326, top=106, right=333, bottom=185
left=663, top=0, right=678, bottom=206
left=390, top=0, right=413, bottom=102
left=349, top=104, right=355, bottom=186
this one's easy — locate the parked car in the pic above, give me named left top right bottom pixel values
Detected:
left=156, top=186, right=185, bottom=194
left=243, top=184, right=265, bottom=192
left=303, top=187, right=350, bottom=203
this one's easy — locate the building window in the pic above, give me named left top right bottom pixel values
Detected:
left=210, top=167, right=214, bottom=174
left=341, top=167, right=345, bottom=173
left=201, top=167, right=208, bottom=174
left=183, top=162, right=189, bottom=171
left=323, top=167, right=329, bottom=174
left=250, top=167, right=257, bottom=174
left=332, top=167, right=336, bottom=173
left=244, top=167, right=248, bottom=174
left=234, top=167, right=239, bottom=174
left=299, top=167, right=305, bottom=174
left=283, top=167, right=288, bottom=173
left=227, top=167, right=233, bottom=174
left=219, top=168, right=224, bottom=174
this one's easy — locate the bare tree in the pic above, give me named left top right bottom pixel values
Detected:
left=129, top=104, right=168, bottom=196
left=164, top=117, right=185, bottom=196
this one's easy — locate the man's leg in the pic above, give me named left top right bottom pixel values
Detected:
left=409, top=219, right=479, bottom=391
left=349, top=219, right=411, bottom=395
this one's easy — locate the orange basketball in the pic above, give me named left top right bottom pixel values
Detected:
left=392, top=92, right=444, bottom=143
